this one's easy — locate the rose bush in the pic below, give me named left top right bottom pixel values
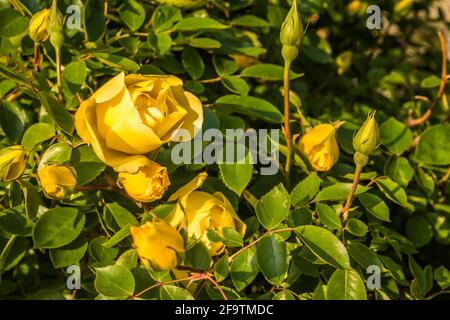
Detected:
left=0, top=0, right=450, bottom=302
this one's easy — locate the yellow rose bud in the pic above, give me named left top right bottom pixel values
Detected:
left=74, top=72, right=203, bottom=173
left=298, top=124, right=340, bottom=172
left=280, top=0, right=303, bottom=62
left=352, top=110, right=381, bottom=156
left=47, top=0, right=64, bottom=34
left=131, top=221, right=184, bottom=271
left=118, top=159, right=170, bottom=203
left=166, top=173, right=246, bottom=256
left=155, top=0, right=207, bottom=9
left=28, top=9, right=50, bottom=43
left=0, top=145, right=27, bottom=181
left=37, top=163, right=77, bottom=200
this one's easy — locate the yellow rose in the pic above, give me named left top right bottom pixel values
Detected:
left=37, top=163, right=77, bottom=200
left=29, top=9, right=50, bottom=43
left=131, top=221, right=184, bottom=271
left=166, top=173, right=246, bottom=256
left=0, top=145, right=27, bottom=181
left=155, top=0, right=207, bottom=9
left=74, top=72, right=203, bottom=173
left=118, top=159, right=170, bottom=203
left=298, top=124, right=340, bottom=172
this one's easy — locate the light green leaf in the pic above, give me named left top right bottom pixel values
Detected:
left=95, top=265, right=135, bottom=298
left=256, top=183, right=291, bottom=230
left=21, top=123, right=55, bottom=151
left=316, top=203, right=341, bottom=230
left=256, top=234, right=288, bottom=285
left=119, top=0, right=145, bottom=31
left=241, top=64, right=302, bottom=81
left=160, top=285, right=194, bottom=300
left=326, top=269, right=367, bottom=300
left=230, top=247, right=259, bottom=291
left=50, top=235, right=88, bottom=268
left=314, top=183, right=369, bottom=202
left=358, top=192, right=390, bottom=222
left=291, top=172, right=321, bottom=206
left=173, top=17, right=228, bottom=31
left=415, top=124, right=450, bottom=165
left=295, top=225, right=350, bottom=269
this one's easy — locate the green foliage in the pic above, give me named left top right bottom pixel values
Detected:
left=0, top=0, right=449, bottom=302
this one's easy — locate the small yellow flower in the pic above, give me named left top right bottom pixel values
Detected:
left=0, top=145, right=27, bottom=181
left=131, top=221, right=184, bottom=271
left=74, top=72, right=203, bottom=173
left=29, top=9, right=50, bottom=43
left=37, top=163, right=77, bottom=200
left=298, top=124, right=340, bottom=172
left=118, top=159, right=170, bottom=203
left=166, top=173, right=246, bottom=256
left=155, top=0, right=207, bottom=9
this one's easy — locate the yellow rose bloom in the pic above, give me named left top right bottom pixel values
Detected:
left=74, top=72, right=203, bottom=173
left=29, top=9, right=50, bottom=43
left=155, top=0, right=207, bottom=9
left=166, top=173, right=246, bottom=256
left=298, top=124, right=340, bottom=172
left=131, top=221, right=184, bottom=271
left=0, top=145, right=27, bottom=181
left=37, top=163, right=77, bottom=200
left=118, top=159, right=170, bottom=203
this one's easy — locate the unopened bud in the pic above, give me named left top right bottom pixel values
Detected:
left=38, top=163, right=77, bottom=200
left=47, top=0, right=64, bottom=34
left=280, top=0, right=303, bottom=49
left=29, top=9, right=50, bottom=43
left=353, top=110, right=381, bottom=156
left=0, top=145, right=27, bottom=181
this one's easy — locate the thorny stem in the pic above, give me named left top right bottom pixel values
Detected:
left=228, top=227, right=295, bottom=262
left=340, top=165, right=363, bottom=223
left=407, top=31, right=448, bottom=127
left=283, top=61, right=293, bottom=189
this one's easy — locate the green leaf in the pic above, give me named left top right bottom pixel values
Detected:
left=256, top=183, right=291, bottom=230
left=21, top=123, right=55, bottom=151
left=152, top=5, right=182, bottom=33
left=71, top=145, right=106, bottom=185
left=160, top=285, right=194, bottom=300
left=62, top=61, right=87, bottom=97
left=316, top=203, right=341, bottom=230
left=89, top=236, right=119, bottom=264
left=182, top=47, right=204, bottom=80
left=326, top=269, right=367, bottom=300
left=214, top=254, right=229, bottom=282
left=39, top=142, right=72, bottom=167
left=241, top=64, right=302, bottom=81
left=406, top=216, right=433, bottom=248
left=291, top=172, right=321, bottom=206
left=256, top=234, right=288, bottom=285
left=415, top=124, right=450, bottom=165
left=376, top=178, right=414, bottom=211
left=216, top=95, right=283, bottom=124
left=33, top=207, right=85, bottom=249
left=379, top=255, right=409, bottom=286
left=213, top=57, right=239, bottom=76
left=346, top=218, right=368, bottom=237
left=347, top=243, right=382, bottom=270
left=105, top=203, right=138, bottom=228
left=0, top=237, right=28, bottom=272
left=219, top=150, right=253, bottom=196
left=0, top=100, right=26, bottom=143
left=187, top=37, right=221, bottom=49
left=295, top=225, right=350, bottom=269
left=119, top=0, right=146, bottom=31
left=0, top=209, right=32, bottom=236
left=380, top=117, right=412, bottom=155
left=0, top=8, right=28, bottom=37
left=38, top=91, right=74, bottom=134
left=95, top=265, right=135, bottom=298
left=314, top=183, right=369, bottom=202
left=230, top=247, right=259, bottom=291
left=231, top=15, right=270, bottom=27
left=49, top=235, right=88, bottom=268
left=434, top=266, right=450, bottom=289
left=103, top=224, right=133, bottom=248
left=21, top=181, right=41, bottom=221
left=358, top=192, right=390, bottom=222
left=84, top=0, right=105, bottom=42
left=222, top=76, right=249, bottom=95
left=385, top=156, right=414, bottom=186
left=184, top=242, right=211, bottom=270
left=222, top=227, right=243, bottom=247
left=421, top=75, right=441, bottom=88
left=93, top=53, right=140, bottom=72
left=173, top=17, right=229, bottom=31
